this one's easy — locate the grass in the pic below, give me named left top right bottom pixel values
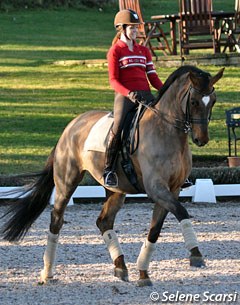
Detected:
left=0, top=3, right=239, bottom=175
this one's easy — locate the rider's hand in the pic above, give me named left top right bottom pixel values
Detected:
left=127, top=91, right=143, bottom=104
left=147, top=98, right=157, bottom=106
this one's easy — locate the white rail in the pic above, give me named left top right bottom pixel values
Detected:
left=0, top=179, right=240, bottom=205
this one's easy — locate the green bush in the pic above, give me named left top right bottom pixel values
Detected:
left=0, top=0, right=116, bottom=10
left=190, top=167, right=240, bottom=184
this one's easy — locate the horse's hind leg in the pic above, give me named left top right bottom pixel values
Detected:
left=96, top=190, right=128, bottom=281
left=137, top=204, right=168, bottom=286
left=39, top=164, right=84, bottom=284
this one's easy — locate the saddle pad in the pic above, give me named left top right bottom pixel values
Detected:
left=83, top=113, right=113, bottom=152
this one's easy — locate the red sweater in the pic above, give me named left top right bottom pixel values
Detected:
left=107, top=39, right=163, bottom=97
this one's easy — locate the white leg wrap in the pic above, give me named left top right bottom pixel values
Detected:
left=40, top=232, right=59, bottom=281
left=137, top=239, right=156, bottom=271
left=180, top=219, right=198, bottom=251
left=103, top=230, right=123, bottom=262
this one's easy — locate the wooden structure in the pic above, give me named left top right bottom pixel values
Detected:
left=178, top=0, right=217, bottom=57
left=222, top=0, right=240, bottom=53
left=119, top=0, right=172, bottom=57
left=226, top=107, right=240, bottom=157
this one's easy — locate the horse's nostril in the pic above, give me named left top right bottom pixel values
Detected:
left=194, top=138, right=208, bottom=147
left=194, top=138, right=199, bottom=145
left=194, top=138, right=204, bottom=146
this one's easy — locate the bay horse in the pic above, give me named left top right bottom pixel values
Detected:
left=1, top=65, right=224, bottom=286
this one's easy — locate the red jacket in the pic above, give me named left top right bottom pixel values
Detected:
left=107, top=39, right=163, bottom=97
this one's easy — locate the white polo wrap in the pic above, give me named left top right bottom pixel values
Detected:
left=103, top=230, right=123, bottom=262
left=41, top=232, right=59, bottom=279
left=137, top=239, right=156, bottom=271
left=180, top=219, right=198, bottom=250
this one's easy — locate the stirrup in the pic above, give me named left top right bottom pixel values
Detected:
left=181, top=179, right=193, bottom=189
left=104, top=171, right=118, bottom=187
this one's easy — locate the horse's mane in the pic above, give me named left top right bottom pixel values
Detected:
left=156, top=65, right=211, bottom=101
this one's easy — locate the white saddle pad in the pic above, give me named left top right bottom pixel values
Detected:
left=84, top=113, right=114, bottom=152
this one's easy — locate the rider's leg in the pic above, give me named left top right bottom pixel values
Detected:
left=103, top=93, right=136, bottom=187
left=103, top=129, right=121, bottom=187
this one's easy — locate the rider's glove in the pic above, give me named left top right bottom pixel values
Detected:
left=127, top=91, right=143, bottom=104
left=147, top=98, right=157, bottom=107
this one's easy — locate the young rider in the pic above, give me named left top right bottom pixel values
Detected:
left=103, top=9, right=164, bottom=187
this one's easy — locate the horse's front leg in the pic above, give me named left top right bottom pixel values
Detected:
left=137, top=204, right=168, bottom=287
left=96, top=190, right=128, bottom=281
left=181, top=220, right=205, bottom=268
left=137, top=182, right=205, bottom=286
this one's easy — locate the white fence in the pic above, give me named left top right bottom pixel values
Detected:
left=0, top=179, right=240, bottom=205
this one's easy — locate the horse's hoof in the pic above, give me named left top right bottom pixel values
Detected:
left=38, top=276, right=52, bottom=285
left=137, top=278, right=153, bottom=287
left=39, top=270, right=58, bottom=285
left=114, top=267, right=129, bottom=282
left=38, top=277, right=58, bottom=285
left=190, top=256, right=206, bottom=268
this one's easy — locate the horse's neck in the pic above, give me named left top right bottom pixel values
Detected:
left=143, top=76, right=191, bottom=148
left=156, top=75, right=189, bottom=119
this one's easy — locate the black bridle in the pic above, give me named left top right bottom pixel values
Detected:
left=139, top=85, right=215, bottom=134
left=179, top=85, right=215, bottom=133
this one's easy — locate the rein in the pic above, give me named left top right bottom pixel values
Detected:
left=139, top=85, right=215, bottom=134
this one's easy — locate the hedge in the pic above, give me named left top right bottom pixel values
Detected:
left=0, top=0, right=116, bottom=10
left=0, top=166, right=240, bottom=187
left=190, top=167, right=240, bottom=184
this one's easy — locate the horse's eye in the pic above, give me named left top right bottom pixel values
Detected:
left=191, top=99, right=199, bottom=106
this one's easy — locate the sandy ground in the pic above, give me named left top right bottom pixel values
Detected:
left=0, top=200, right=239, bottom=305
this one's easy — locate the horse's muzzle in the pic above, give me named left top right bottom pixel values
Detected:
left=193, top=137, right=209, bottom=147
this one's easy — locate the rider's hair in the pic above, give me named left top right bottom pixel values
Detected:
left=111, top=25, right=126, bottom=46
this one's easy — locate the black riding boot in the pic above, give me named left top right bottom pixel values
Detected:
left=103, top=129, right=120, bottom=187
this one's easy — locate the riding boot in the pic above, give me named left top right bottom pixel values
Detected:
left=103, top=129, right=121, bottom=187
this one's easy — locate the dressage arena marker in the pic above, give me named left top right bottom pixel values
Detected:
left=1, top=179, right=240, bottom=205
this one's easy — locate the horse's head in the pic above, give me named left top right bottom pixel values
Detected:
left=181, top=67, right=224, bottom=147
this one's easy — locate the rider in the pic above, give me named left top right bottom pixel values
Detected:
left=103, top=9, right=164, bottom=187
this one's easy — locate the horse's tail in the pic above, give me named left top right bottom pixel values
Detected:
left=0, top=148, right=55, bottom=242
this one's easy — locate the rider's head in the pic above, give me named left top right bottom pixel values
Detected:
left=113, top=9, right=141, bottom=41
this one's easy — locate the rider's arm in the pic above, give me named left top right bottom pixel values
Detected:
left=107, top=47, right=130, bottom=97
left=145, top=48, right=163, bottom=91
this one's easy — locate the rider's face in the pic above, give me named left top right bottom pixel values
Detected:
left=125, top=25, right=138, bottom=40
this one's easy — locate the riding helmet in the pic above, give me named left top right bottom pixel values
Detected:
left=114, top=9, right=142, bottom=28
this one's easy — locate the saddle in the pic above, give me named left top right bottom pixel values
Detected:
left=83, top=105, right=147, bottom=192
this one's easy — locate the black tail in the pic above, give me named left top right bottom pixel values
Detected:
left=0, top=149, right=55, bottom=242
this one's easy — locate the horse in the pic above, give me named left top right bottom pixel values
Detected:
left=0, top=65, right=224, bottom=287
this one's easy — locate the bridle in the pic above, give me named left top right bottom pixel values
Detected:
left=140, top=85, right=216, bottom=134
left=176, top=85, right=215, bottom=133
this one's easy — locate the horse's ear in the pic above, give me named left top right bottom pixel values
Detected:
left=210, top=68, right=225, bottom=86
left=188, top=71, right=199, bottom=87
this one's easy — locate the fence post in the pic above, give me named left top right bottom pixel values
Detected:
left=192, top=178, right=216, bottom=203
